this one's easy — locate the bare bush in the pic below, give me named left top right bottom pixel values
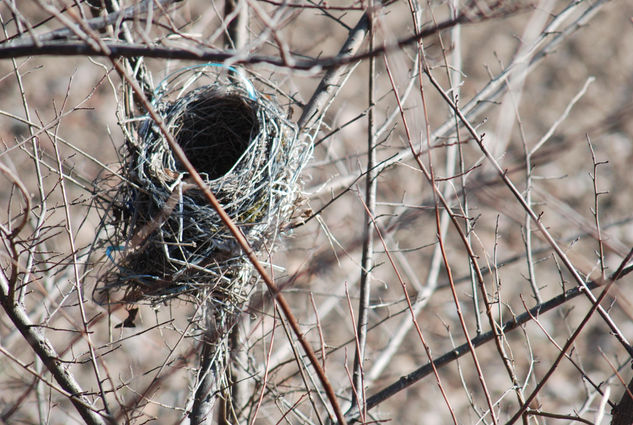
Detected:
left=1, top=0, right=633, bottom=424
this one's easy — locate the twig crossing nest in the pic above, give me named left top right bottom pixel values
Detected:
left=95, top=69, right=311, bottom=310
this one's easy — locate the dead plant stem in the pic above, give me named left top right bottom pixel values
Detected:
left=351, top=3, right=375, bottom=415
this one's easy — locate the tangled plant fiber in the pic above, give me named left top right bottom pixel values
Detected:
left=95, top=70, right=311, bottom=315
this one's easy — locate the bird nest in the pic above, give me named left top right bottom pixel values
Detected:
left=93, top=68, right=311, bottom=309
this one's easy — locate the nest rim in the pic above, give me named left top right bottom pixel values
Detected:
left=94, top=71, right=311, bottom=306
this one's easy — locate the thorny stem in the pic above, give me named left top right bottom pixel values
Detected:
left=424, top=68, right=633, bottom=355
left=504, top=248, right=633, bottom=424
left=517, top=0, right=562, bottom=306
left=351, top=2, right=375, bottom=416
left=382, top=54, right=461, bottom=425
left=395, top=1, right=499, bottom=421
left=49, top=78, right=113, bottom=419
left=0, top=10, right=48, bottom=306
left=587, top=136, right=607, bottom=281
left=438, top=0, right=485, bottom=335
left=307, top=0, right=608, bottom=201
left=345, top=253, right=633, bottom=421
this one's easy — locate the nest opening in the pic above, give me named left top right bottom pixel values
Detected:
left=174, top=93, right=258, bottom=179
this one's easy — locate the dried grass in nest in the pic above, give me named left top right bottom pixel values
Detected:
left=94, top=72, right=311, bottom=313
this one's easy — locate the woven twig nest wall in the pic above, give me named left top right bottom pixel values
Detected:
left=94, top=68, right=311, bottom=311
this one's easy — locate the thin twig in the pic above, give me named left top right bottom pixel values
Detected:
left=312, top=0, right=609, bottom=198
left=0, top=11, right=494, bottom=71
left=3, top=0, right=181, bottom=44
left=424, top=68, right=633, bottom=355
left=350, top=2, right=375, bottom=415
left=0, top=272, right=108, bottom=425
left=297, top=10, right=370, bottom=131
left=504, top=248, right=633, bottom=424
left=587, top=135, right=608, bottom=281
left=384, top=42, right=498, bottom=424
left=349, top=259, right=630, bottom=421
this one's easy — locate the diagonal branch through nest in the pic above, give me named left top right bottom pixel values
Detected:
left=93, top=74, right=311, bottom=312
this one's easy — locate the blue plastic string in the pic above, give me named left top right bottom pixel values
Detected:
left=106, top=245, right=158, bottom=282
left=154, top=63, right=257, bottom=102
left=106, top=245, right=125, bottom=264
